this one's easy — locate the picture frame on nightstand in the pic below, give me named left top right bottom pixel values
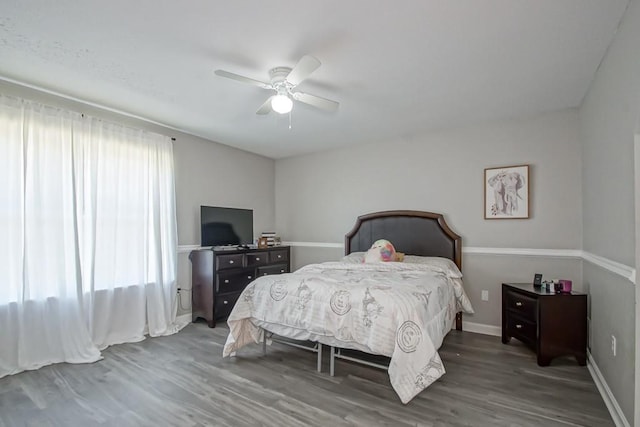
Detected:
left=533, top=273, right=543, bottom=287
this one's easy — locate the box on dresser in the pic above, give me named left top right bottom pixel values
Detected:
left=501, top=282, right=587, bottom=366
left=189, top=246, right=290, bottom=327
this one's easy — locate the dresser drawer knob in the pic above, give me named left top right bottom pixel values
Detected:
left=516, top=324, right=523, bottom=329
left=247, top=275, right=252, bottom=279
left=256, top=257, right=260, bottom=261
left=280, top=269, right=285, bottom=273
left=223, top=300, right=228, bottom=305
left=277, top=255, right=282, bottom=258
left=515, top=301, right=523, bottom=307
left=229, top=260, right=234, bottom=264
left=224, top=279, right=229, bottom=284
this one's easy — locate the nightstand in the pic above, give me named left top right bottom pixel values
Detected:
left=501, top=282, right=587, bottom=366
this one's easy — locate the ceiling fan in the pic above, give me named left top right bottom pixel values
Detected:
left=214, top=55, right=339, bottom=115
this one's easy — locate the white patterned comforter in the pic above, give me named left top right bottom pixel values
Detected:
left=223, top=261, right=474, bottom=403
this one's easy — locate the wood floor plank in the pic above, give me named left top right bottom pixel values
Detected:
left=0, top=323, right=614, bottom=427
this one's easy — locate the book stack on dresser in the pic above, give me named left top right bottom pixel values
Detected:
left=260, top=231, right=280, bottom=246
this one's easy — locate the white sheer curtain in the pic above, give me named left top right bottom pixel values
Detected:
left=0, top=94, right=184, bottom=378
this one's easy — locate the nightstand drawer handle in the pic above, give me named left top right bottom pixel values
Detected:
left=223, top=300, right=228, bottom=305
left=515, top=301, right=523, bottom=307
left=229, top=260, right=234, bottom=264
left=277, top=255, right=282, bottom=258
left=247, top=275, right=252, bottom=279
left=224, top=279, right=229, bottom=284
left=280, top=269, right=285, bottom=273
left=256, top=257, right=260, bottom=261
left=516, top=324, right=523, bottom=329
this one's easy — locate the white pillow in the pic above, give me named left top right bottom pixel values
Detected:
left=403, top=255, right=463, bottom=278
left=340, top=252, right=365, bottom=263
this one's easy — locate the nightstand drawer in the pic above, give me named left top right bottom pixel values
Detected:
left=505, top=290, right=537, bottom=320
left=246, top=252, right=269, bottom=267
left=258, top=263, right=289, bottom=277
left=217, top=270, right=255, bottom=293
left=506, top=314, right=536, bottom=345
left=216, top=253, right=244, bottom=270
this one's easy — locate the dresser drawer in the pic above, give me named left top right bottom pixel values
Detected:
left=269, top=249, right=289, bottom=263
left=257, top=263, right=289, bottom=277
left=215, top=291, right=242, bottom=320
left=505, top=290, right=537, bottom=321
left=246, top=252, right=269, bottom=267
left=217, top=270, right=255, bottom=293
left=506, top=314, right=537, bottom=345
left=216, top=253, right=244, bottom=270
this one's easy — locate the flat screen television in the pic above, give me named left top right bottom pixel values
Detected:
left=200, top=206, right=253, bottom=247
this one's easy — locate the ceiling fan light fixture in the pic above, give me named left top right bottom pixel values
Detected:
left=271, top=94, right=293, bottom=114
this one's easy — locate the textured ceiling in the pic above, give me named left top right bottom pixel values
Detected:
left=0, top=1, right=629, bottom=158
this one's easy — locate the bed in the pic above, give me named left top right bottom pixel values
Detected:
left=223, top=210, right=474, bottom=403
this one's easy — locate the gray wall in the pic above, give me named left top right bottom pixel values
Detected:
left=0, top=80, right=277, bottom=319
left=578, top=0, right=640, bottom=422
left=275, top=108, right=583, bottom=328
left=173, top=136, right=275, bottom=315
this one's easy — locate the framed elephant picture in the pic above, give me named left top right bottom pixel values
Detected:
left=484, top=164, right=529, bottom=219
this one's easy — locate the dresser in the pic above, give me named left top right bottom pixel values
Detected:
left=501, top=282, right=587, bottom=366
left=189, top=246, right=290, bottom=327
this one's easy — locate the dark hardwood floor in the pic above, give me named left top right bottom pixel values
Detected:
left=0, top=323, right=613, bottom=426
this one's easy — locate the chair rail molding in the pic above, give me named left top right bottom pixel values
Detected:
left=582, top=251, right=636, bottom=284
left=266, top=243, right=637, bottom=285
left=178, top=244, right=201, bottom=254
left=178, top=243, right=636, bottom=284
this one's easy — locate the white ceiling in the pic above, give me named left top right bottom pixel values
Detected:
left=0, top=1, right=629, bottom=159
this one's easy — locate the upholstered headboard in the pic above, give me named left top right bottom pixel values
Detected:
left=344, top=210, right=462, bottom=269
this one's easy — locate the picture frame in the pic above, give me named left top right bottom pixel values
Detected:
left=257, top=237, right=269, bottom=249
left=533, top=273, right=543, bottom=287
left=484, top=164, right=529, bottom=219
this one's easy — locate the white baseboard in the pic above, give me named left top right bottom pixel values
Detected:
left=587, top=352, right=630, bottom=427
left=462, top=321, right=502, bottom=337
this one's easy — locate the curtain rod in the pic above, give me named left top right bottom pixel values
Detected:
left=0, top=75, right=181, bottom=142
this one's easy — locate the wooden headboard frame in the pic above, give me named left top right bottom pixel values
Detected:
left=344, top=210, right=462, bottom=268
left=344, top=210, right=464, bottom=330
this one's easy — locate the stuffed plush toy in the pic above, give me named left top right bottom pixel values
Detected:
left=364, top=239, right=397, bottom=263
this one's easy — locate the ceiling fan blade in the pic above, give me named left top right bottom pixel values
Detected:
left=292, top=92, right=339, bottom=112
left=285, top=55, right=321, bottom=86
left=256, top=96, right=274, bottom=115
left=214, top=69, right=272, bottom=90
